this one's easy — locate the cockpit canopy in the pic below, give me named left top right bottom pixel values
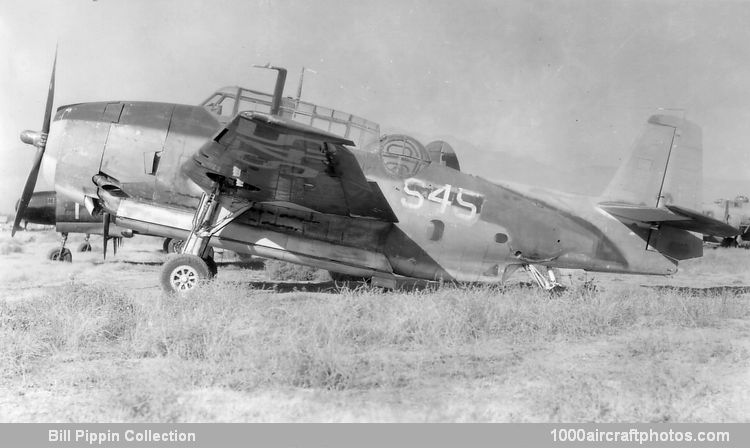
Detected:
left=201, top=86, right=380, bottom=149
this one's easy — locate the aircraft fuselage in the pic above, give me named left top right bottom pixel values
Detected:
left=43, top=99, right=678, bottom=283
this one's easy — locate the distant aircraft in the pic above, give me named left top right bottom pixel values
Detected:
left=14, top=190, right=131, bottom=261
left=14, top=55, right=738, bottom=292
left=702, top=195, right=750, bottom=247
left=14, top=190, right=191, bottom=260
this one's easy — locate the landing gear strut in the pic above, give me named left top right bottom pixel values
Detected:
left=160, top=181, right=248, bottom=293
left=48, top=232, right=72, bottom=262
left=77, top=234, right=92, bottom=252
left=524, top=264, right=563, bottom=291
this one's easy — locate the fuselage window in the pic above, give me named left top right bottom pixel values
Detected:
left=429, top=219, right=445, bottom=241
left=495, top=233, right=508, bottom=244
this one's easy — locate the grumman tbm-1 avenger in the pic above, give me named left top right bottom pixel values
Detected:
left=14, top=54, right=738, bottom=292
left=14, top=190, right=151, bottom=261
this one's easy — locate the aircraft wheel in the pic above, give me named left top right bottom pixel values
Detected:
left=77, top=242, right=92, bottom=252
left=162, top=238, right=172, bottom=253
left=167, top=239, right=184, bottom=254
left=48, top=247, right=72, bottom=262
left=204, top=256, right=218, bottom=277
left=161, top=254, right=214, bottom=293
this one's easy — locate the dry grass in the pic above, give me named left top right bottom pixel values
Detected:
left=2, top=229, right=750, bottom=422
left=263, top=259, right=329, bottom=282
left=0, top=236, right=24, bottom=255
left=679, top=247, right=750, bottom=277
left=1, top=276, right=749, bottom=422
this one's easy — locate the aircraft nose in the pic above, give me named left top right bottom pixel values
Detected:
left=40, top=124, right=59, bottom=187
left=48, top=102, right=119, bottom=205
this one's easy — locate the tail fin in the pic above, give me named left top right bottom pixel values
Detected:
left=601, top=115, right=702, bottom=210
left=599, top=115, right=738, bottom=261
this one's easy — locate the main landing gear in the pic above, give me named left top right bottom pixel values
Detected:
left=77, top=234, right=92, bottom=252
left=162, top=237, right=185, bottom=254
left=524, top=264, right=564, bottom=291
left=160, top=182, right=247, bottom=293
left=47, top=232, right=72, bottom=262
left=161, top=254, right=216, bottom=291
left=503, top=263, right=564, bottom=291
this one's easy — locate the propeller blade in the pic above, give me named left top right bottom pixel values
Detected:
left=102, top=212, right=110, bottom=260
left=41, top=48, right=57, bottom=135
left=12, top=148, right=43, bottom=236
left=12, top=48, right=57, bottom=237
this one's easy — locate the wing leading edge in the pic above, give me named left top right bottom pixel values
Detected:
left=184, top=112, right=397, bottom=221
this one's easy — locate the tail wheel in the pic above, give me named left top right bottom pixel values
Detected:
left=161, top=254, right=215, bottom=293
left=47, top=247, right=72, bottom=262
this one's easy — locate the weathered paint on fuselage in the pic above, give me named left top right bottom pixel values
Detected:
left=49, top=102, right=212, bottom=207
left=352, top=150, right=677, bottom=281
left=45, top=100, right=677, bottom=283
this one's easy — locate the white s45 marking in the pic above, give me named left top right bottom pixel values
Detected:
left=401, top=179, right=484, bottom=220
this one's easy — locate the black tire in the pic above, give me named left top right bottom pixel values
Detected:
left=167, top=239, right=184, bottom=254
left=160, top=254, right=214, bottom=293
left=77, top=242, right=92, bottom=252
left=204, top=256, right=218, bottom=277
left=162, top=238, right=172, bottom=253
left=48, top=247, right=72, bottom=262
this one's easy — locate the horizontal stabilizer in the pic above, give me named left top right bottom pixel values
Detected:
left=600, top=203, right=739, bottom=238
left=664, top=205, right=740, bottom=238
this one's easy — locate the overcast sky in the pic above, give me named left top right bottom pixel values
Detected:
left=2, top=0, right=750, bottom=214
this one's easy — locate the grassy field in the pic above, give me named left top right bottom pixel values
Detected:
left=0, top=230, right=749, bottom=422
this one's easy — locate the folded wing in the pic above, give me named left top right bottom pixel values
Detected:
left=184, top=112, right=397, bottom=221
